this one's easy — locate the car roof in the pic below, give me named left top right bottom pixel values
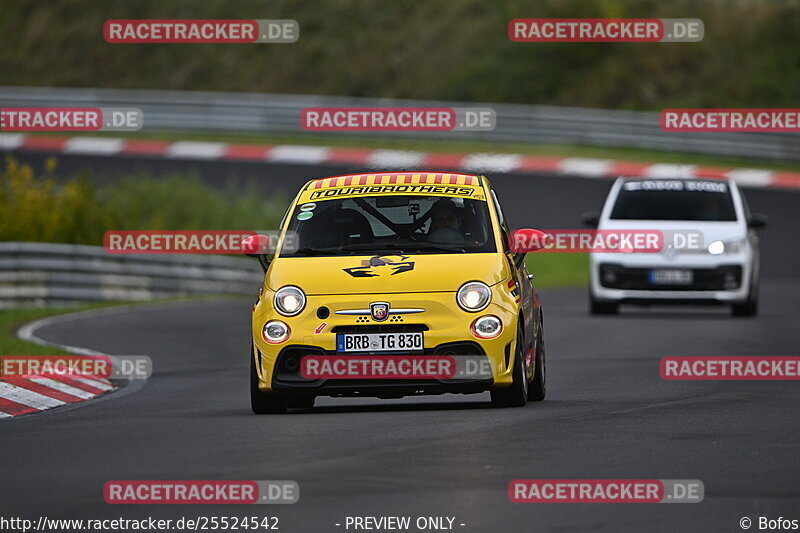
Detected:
left=304, top=172, right=484, bottom=191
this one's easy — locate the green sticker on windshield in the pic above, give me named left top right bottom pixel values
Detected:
left=300, top=202, right=316, bottom=211
left=297, top=211, right=314, bottom=221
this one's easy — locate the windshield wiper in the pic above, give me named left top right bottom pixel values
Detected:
left=288, top=247, right=343, bottom=256
left=341, top=242, right=467, bottom=254
left=340, top=243, right=406, bottom=254
left=411, top=243, right=466, bottom=253
left=291, top=242, right=466, bottom=256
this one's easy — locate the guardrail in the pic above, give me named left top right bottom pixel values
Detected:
left=0, top=242, right=262, bottom=309
left=1, top=86, right=798, bottom=161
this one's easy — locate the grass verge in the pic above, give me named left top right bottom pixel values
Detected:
left=526, top=253, right=588, bottom=289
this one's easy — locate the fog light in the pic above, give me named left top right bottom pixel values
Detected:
left=602, top=270, right=617, bottom=284
left=283, top=356, right=299, bottom=372
left=471, top=315, right=503, bottom=339
left=263, top=320, right=290, bottom=344
left=723, top=272, right=738, bottom=289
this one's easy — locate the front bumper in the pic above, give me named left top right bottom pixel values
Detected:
left=589, top=253, right=753, bottom=304
left=252, top=288, right=521, bottom=395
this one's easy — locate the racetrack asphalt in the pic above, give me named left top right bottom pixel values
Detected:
left=1, top=152, right=799, bottom=532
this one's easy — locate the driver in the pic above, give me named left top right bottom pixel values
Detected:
left=427, top=200, right=465, bottom=242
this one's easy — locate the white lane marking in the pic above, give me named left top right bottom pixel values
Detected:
left=30, top=378, right=97, bottom=400
left=166, top=141, right=227, bottom=159
left=461, top=153, right=521, bottom=174
left=558, top=158, right=614, bottom=178
left=0, top=382, right=66, bottom=410
left=267, top=145, right=330, bottom=163
left=645, top=164, right=697, bottom=178
left=74, top=378, right=114, bottom=391
left=726, top=168, right=774, bottom=188
left=64, top=137, right=124, bottom=155
left=17, top=317, right=107, bottom=357
left=0, top=133, right=25, bottom=149
left=366, top=149, right=424, bottom=169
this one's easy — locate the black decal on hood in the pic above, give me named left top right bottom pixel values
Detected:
left=343, top=255, right=415, bottom=278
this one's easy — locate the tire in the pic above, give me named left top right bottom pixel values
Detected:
left=490, top=322, right=528, bottom=408
left=528, top=314, right=546, bottom=402
left=732, top=277, right=759, bottom=317
left=732, top=295, right=758, bottom=317
left=590, top=293, right=618, bottom=315
left=250, top=347, right=288, bottom=414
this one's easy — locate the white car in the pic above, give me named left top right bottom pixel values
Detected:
left=585, top=177, right=767, bottom=316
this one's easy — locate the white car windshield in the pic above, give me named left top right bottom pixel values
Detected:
left=610, top=180, right=737, bottom=221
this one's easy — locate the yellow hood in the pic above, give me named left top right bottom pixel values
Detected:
left=266, top=253, right=509, bottom=295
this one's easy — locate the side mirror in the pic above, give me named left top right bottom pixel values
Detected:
left=581, top=211, right=600, bottom=228
left=509, top=229, right=549, bottom=254
left=748, top=213, right=768, bottom=229
left=241, top=234, right=271, bottom=272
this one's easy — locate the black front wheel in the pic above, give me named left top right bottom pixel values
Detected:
left=250, top=347, right=288, bottom=414
left=732, top=280, right=759, bottom=317
left=590, top=293, right=619, bottom=315
left=490, top=322, right=528, bottom=408
left=528, top=314, right=546, bottom=402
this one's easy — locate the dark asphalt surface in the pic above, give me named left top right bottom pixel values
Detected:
left=1, top=152, right=799, bottom=532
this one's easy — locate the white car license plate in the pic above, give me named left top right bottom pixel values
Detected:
left=649, top=269, right=693, bottom=285
left=336, top=332, right=424, bottom=352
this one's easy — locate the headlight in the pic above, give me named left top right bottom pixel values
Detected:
left=470, top=315, right=503, bottom=339
left=707, top=239, right=745, bottom=255
left=457, top=281, right=491, bottom=312
left=263, top=320, right=290, bottom=344
left=707, top=240, right=725, bottom=255
left=274, top=285, right=306, bottom=316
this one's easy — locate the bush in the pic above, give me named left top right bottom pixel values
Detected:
left=0, top=156, right=286, bottom=245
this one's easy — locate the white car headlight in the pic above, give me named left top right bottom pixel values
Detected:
left=274, top=285, right=306, bottom=316
left=707, top=239, right=745, bottom=255
left=457, top=281, right=491, bottom=312
left=707, top=240, right=725, bottom=255
left=263, top=320, right=290, bottom=344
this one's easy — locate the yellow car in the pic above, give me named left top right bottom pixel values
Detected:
left=246, top=172, right=548, bottom=413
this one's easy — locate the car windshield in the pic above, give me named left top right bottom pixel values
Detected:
left=610, top=180, right=737, bottom=221
left=280, top=195, right=497, bottom=257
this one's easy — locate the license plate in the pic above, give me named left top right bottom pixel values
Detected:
left=649, top=269, right=693, bottom=285
left=336, top=332, right=424, bottom=353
